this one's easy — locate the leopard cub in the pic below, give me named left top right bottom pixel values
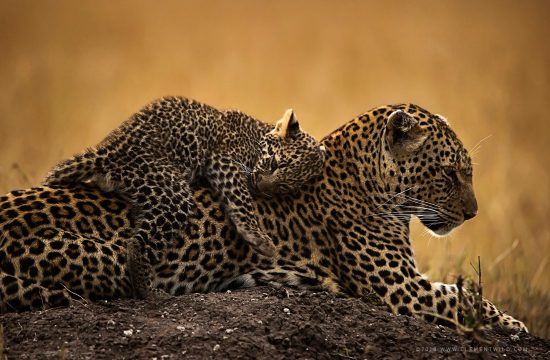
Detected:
left=43, top=97, right=325, bottom=296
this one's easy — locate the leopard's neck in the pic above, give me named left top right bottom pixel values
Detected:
left=258, top=108, right=414, bottom=296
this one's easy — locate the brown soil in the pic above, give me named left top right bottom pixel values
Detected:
left=1, top=287, right=548, bottom=359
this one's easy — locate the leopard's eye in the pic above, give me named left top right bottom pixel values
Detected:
left=443, top=166, right=458, bottom=179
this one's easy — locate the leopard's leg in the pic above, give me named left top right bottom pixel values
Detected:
left=327, top=221, right=527, bottom=333
left=416, top=281, right=528, bottom=332
left=261, top=272, right=344, bottom=295
left=1, top=227, right=135, bottom=311
left=206, top=154, right=276, bottom=257
left=0, top=273, right=72, bottom=313
left=213, top=267, right=344, bottom=296
left=480, top=297, right=527, bottom=332
left=368, top=271, right=527, bottom=333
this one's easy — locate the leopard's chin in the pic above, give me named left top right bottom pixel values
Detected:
left=420, top=217, right=463, bottom=237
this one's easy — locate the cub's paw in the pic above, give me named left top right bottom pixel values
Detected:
left=127, top=238, right=152, bottom=299
left=244, top=231, right=276, bottom=257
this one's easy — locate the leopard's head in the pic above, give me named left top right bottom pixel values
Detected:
left=381, top=106, right=477, bottom=236
left=252, top=109, right=325, bottom=195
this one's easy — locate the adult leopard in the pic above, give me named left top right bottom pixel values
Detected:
left=0, top=103, right=527, bottom=332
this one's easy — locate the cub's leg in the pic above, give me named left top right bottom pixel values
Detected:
left=206, top=154, right=275, bottom=257
left=112, top=161, right=195, bottom=296
left=43, top=152, right=151, bottom=298
left=43, top=152, right=101, bottom=187
left=125, top=237, right=172, bottom=300
left=45, top=152, right=195, bottom=297
left=126, top=238, right=152, bottom=299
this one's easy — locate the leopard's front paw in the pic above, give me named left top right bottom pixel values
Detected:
left=480, top=299, right=528, bottom=333
left=492, top=313, right=528, bottom=333
left=243, top=231, right=276, bottom=257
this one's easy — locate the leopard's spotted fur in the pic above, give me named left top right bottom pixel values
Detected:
left=42, top=97, right=325, bottom=295
left=0, top=103, right=527, bottom=333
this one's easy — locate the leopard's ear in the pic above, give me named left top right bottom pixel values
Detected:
left=270, top=109, right=300, bottom=138
left=386, top=110, right=428, bottom=155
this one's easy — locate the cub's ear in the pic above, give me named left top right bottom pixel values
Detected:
left=270, top=109, right=300, bottom=138
left=386, top=110, right=428, bottom=155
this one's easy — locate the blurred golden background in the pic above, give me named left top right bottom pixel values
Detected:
left=0, top=0, right=548, bottom=336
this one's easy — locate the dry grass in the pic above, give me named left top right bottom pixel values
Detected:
left=0, top=0, right=548, bottom=337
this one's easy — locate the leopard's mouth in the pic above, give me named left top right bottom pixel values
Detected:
left=425, top=221, right=448, bottom=234
left=419, top=216, right=463, bottom=237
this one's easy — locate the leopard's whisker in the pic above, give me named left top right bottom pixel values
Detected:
left=375, top=186, right=418, bottom=210
left=469, top=134, right=492, bottom=158
left=397, top=194, right=444, bottom=212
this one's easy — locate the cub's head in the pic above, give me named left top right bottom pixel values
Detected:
left=252, top=109, right=325, bottom=195
left=381, top=105, right=477, bottom=236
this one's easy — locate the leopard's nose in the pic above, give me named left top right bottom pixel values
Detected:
left=255, top=175, right=274, bottom=194
left=463, top=199, right=478, bottom=220
left=462, top=184, right=478, bottom=221
left=463, top=209, right=477, bottom=220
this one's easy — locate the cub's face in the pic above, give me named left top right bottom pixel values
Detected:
left=382, top=107, right=477, bottom=236
left=252, top=109, right=325, bottom=195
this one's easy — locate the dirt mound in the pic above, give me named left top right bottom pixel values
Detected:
left=1, top=287, right=548, bottom=359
